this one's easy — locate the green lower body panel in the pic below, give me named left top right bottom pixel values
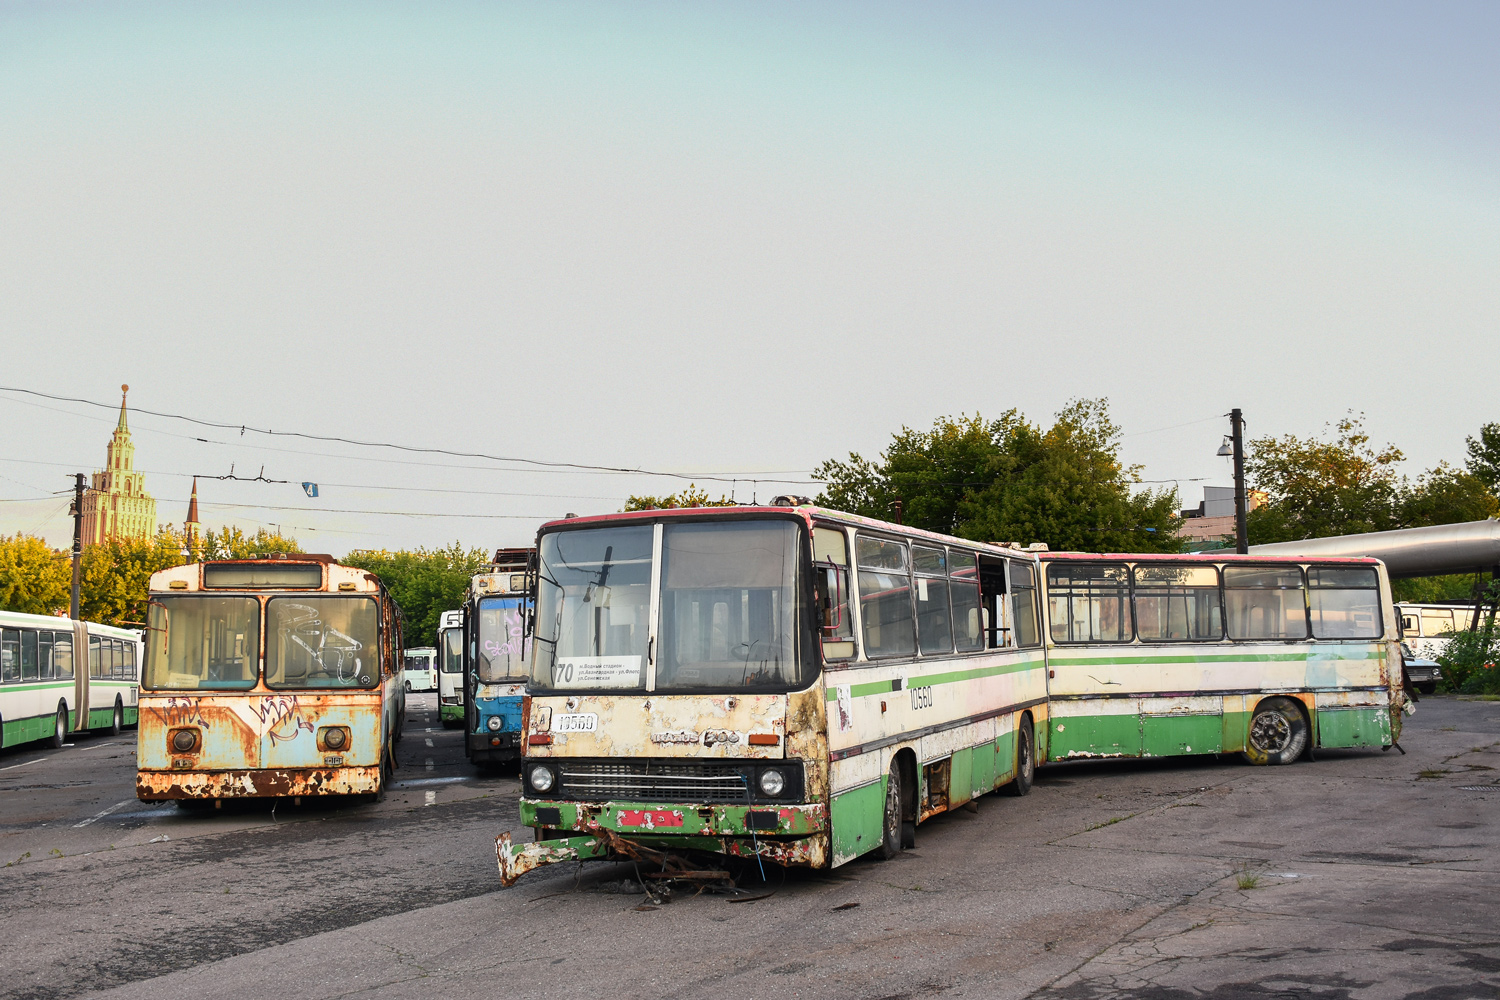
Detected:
left=88, top=707, right=114, bottom=730
left=949, top=746, right=973, bottom=805
left=1222, top=710, right=1250, bottom=752
left=1051, top=713, right=1141, bottom=758
left=1317, top=707, right=1392, bottom=748
left=1143, top=714, right=1223, bottom=757
left=440, top=704, right=463, bottom=722
left=971, top=739, right=998, bottom=796
left=2, top=714, right=52, bottom=747
left=831, top=779, right=887, bottom=862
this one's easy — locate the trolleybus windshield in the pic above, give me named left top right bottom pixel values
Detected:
left=264, top=596, right=380, bottom=689
left=476, top=597, right=528, bottom=682
left=144, top=596, right=260, bottom=690
left=531, top=519, right=811, bottom=694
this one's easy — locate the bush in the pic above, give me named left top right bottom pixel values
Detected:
left=1436, top=616, right=1500, bottom=694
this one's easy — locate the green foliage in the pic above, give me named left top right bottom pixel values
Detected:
left=1392, top=573, right=1488, bottom=604
left=813, top=400, right=1182, bottom=553
left=622, top=485, right=737, bottom=511
left=1248, top=414, right=1500, bottom=544
left=1467, top=423, right=1500, bottom=493
left=1435, top=592, right=1500, bottom=694
left=79, top=531, right=194, bottom=627
left=0, top=533, right=71, bottom=616
left=342, top=543, right=488, bottom=648
left=200, top=526, right=303, bottom=560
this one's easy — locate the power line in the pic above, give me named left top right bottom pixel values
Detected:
left=0, top=385, right=817, bottom=485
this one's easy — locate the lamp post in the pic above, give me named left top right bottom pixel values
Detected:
left=1216, top=410, right=1249, bottom=554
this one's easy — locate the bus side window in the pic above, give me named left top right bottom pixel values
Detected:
left=20, top=629, right=38, bottom=682
left=813, top=526, right=854, bottom=660
left=977, top=557, right=1009, bottom=648
left=89, top=636, right=103, bottom=678
left=1009, top=562, right=1040, bottom=647
left=0, top=629, right=17, bottom=683
left=53, top=632, right=73, bottom=680
left=950, top=552, right=983, bottom=651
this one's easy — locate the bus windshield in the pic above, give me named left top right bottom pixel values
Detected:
left=144, top=596, right=261, bottom=691
left=531, top=519, right=811, bottom=693
left=440, top=628, right=462, bottom=673
left=477, top=597, right=528, bottom=682
left=264, top=597, right=380, bottom=689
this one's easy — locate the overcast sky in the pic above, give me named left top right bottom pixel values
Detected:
left=2, top=1, right=1496, bottom=554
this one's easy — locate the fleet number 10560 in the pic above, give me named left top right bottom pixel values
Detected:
left=910, top=686, right=933, bottom=710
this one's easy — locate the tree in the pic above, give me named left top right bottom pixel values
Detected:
left=1399, top=463, right=1499, bottom=528
left=0, top=534, right=71, bottom=616
left=201, top=526, right=303, bottom=560
left=79, top=531, right=193, bottom=627
left=622, top=484, right=737, bottom=511
left=343, top=544, right=488, bottom=648
left=1245, top=414, right=1405, bottom=544
left=1466, top=422, right=1500, bottom=493
left=814, top=399, right=1182, bottom=553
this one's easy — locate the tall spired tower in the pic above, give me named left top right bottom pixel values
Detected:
left=81, top=384, right=157, bottom=548
left=184, top=477, right=203, bottom=555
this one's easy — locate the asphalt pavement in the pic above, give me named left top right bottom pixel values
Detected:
left=1, top=692, right=1497, bottom=1000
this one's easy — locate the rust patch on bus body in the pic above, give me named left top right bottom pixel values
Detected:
left=137, top=765, right=381, bottom=799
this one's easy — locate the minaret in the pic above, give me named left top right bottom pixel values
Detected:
left=184, top=477, right=202, bottom=555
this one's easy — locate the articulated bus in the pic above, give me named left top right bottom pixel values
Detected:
left=463, top=548, right=533, bottom=766
left=1, top=611, right=141, bottom=749
left=136, top=556, right=405, bottom=804
left=498, top=503, right=1047, bottom=884
left=437, top=610, right=464, bottom=727
left=1039, top=553, right=1406, bottom=765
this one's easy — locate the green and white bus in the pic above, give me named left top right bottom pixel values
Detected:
left=499, top=502, right=1048, bottom=884
left=1039, top=552, right=1406, bottom=764
left=1, top=610, right=141, bottom=749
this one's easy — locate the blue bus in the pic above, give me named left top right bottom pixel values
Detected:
left=463, top=548, right=533, bottom=767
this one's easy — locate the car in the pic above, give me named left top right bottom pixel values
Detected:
left=1401, top=642, right=1443, bottom=696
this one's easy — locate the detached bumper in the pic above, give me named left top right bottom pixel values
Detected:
left=496, top=828, right=829, bottom=887
left=137, top=765, right=382, bottom=800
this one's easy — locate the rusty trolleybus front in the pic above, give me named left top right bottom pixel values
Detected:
left=498, top=503, right=1049, bottom=885
left=137, top=556, right=403, bottom=803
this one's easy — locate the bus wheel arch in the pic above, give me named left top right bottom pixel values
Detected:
left=1002, top=712, right=1036, bottom=797
left=1242, top=696, right=1309, bottom=766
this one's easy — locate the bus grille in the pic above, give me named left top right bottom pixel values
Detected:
left=557, top=761, right=751, bottom=804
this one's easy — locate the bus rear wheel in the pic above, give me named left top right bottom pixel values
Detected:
left=879, top=759, right=906, bottom=860
left=1002, top=719, right=1035, bottom=797
left=1242, top=698, right=1308, bottom=766
left=110, top=699, right=124, bottom=736
left=48, top=704, right=68, bottom=749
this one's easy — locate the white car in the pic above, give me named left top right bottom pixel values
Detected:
left=1401, top=642, right=1442, bottom=696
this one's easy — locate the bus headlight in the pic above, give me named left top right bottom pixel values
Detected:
left=321, top=727, right=348, bottom=751
left=528, top=765, right=555, bottom=793
left=758, top=768, right=785, bottom=796
left=170, top=728, right=199, bottom=753
left=487, top=716, right=503, bottom=732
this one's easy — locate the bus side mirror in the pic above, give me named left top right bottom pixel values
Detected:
left=817, top=564, right=844, bottom=632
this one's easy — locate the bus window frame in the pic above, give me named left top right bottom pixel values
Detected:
left=1130, top=563, right=1226, bottom=644
left=1221, top=563, right=1311, bottom=642
left=1046, top=561, right=1134, bottom=645
left=853, top=531, right=918, bottom=661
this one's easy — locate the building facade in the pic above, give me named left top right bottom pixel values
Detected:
left=81, top=385, right=157, bottom=548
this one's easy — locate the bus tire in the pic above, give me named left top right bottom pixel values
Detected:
left=404, top=680, right=412, bottom=693
left=1002, top=717, right=1035, bottom=797
left=48, top=703, right=68, bottom=749
left=1242, top=698, right=1308, bottom=766
left=110, top=699, right=124, bottom=737
left=879, top=758, right=905, bottom=860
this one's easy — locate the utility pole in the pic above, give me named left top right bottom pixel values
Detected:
left=69, top=473, right=85, bottom=620
left=1230, top=409, right=1248, bottom=555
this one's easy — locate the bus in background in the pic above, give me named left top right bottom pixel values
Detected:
left=1, top=611, right=141, bottom=749
left=403, top=647, right=437, bottom=692
left=1040, top=553, right=1406, bottom=765
left=437, top=610, right=463, bottom=728
left=464, top=548, right=533, bottom=767
left=498, top=503, right=1046, bottom=885
left=136, top=555, right=405, bottom=804
left=1396, top=603, right=1482, bottom=662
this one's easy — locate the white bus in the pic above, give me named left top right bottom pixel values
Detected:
left=1, top=610, right=141, bottom=749
left=437, top=610, right=464, bottom=728
left=402, top=647, right=437, bottom=692
left=1396, top=602, right=1483, bottom=661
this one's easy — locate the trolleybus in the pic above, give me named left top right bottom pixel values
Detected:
left=498, top=503, right=1046, bottom=884
left=1, top=611, right=141, bottom=749
left=136, top=555, right=405, bottom=803
left=464, top=548, right=532, bottom=766
left=403, top=647, right=437, bottom=692
left=1039, top=552, right=1407, bottom=765
left=437, top=610, right=464, bottom=727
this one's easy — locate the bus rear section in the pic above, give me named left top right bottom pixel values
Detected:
left=464, top=548, right=532, bottom=766
left=403, top=648, right=437, bottom=692
left=2, top=613, right=140, bottom=749
left=136, top=557, right=403, bottom=803
left=437, top=610, right=464, bottom=728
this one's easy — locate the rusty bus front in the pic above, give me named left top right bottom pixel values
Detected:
left=136, top=557, right=403, bottom=803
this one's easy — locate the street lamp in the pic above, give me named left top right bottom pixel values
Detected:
left=1219, top=409, right=1248, bottom=555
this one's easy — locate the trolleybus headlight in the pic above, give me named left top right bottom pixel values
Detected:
left=170, top=728, right=199, bottom=753
left=487, top=716, right=502, bottom=732
left=758, top=768, right=785, bottom=796
left=528, top=765, right=555, bottom=793
left=322, top=727, right=348, bottom=750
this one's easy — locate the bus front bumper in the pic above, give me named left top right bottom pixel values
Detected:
left=496, top=798, right=828, bottom=887
left=467, top=731, right=521, bottom=761
left=137, top=765, right=382, bottom=800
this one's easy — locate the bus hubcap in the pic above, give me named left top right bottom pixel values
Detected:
left=1249, top=713, right=1290, bottom=753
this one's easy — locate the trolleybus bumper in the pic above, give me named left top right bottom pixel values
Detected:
left=467, top=731, right=521, bottom=761
left=137, top=765, right=382, bottom=800
left=496, top=828, right=830, bottom=887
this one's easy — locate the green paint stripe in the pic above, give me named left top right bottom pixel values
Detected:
left=826, top=656, right=1045, bottom=701
left=0, top=681, right=78, bottom=691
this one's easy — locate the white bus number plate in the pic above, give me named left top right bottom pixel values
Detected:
left=552, top=713, right=598, bottom=733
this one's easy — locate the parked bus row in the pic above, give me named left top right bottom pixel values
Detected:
left=1, top=610, right=141, bottom=750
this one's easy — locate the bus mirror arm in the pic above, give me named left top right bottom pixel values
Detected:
left=818, top=563, right=844, bottom=632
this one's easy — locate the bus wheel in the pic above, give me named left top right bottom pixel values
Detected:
left=404, top=680, right=412, bottom=692
left=879, top=759, right=906, bottom=860
left=1242, top=698, right=1308, bottom=766
left=48, top=704, right=68, bottom=749
left=1002, top=719, right=1035, bottom=797
left=110, top=699, right=124, bottom=737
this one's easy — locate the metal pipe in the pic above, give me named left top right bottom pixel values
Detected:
left=1249, top=519, right=1500, bottom=578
